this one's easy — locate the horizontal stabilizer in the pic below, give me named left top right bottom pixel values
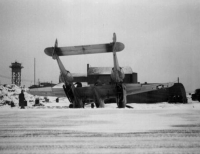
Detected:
left=44, top=42, right=125, bottom=56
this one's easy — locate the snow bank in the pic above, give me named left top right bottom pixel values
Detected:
left=0, top=84, right=36, bottom=107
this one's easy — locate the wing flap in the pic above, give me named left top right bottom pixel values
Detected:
left=126, top=82, right=174, bottom=95
left=28, top=87, right=56, bottom=97
left=28, top=83, right=66, bottom=97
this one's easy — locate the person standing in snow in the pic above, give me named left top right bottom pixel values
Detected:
left=19, top=90, right=26, bottom=109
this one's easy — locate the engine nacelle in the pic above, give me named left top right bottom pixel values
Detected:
left=110, top=67, right=125, bottom=82
left=59, top=70, right=73, bottom=83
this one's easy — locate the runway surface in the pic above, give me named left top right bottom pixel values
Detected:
left=0, top=102, right=200, bottom=154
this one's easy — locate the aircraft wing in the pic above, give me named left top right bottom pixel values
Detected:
left=28, top=82, right=174, bottom=100
left=44, top=42, right=125, bottom=56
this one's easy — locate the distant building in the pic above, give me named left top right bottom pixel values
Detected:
left=29, top=82, right=56, bottom=89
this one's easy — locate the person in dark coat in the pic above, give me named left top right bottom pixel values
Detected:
left=19, top=90, right=25, bottom=109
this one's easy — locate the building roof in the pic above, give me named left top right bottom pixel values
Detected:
left=88, top=66, right=134, bottom=75
left=71, top=73, right=87, bottom=77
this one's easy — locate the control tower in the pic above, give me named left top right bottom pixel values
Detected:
left=9, top=62, right=23, bottom=86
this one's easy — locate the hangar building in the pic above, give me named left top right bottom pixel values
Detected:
left=73, top=64, right=137, bottom=85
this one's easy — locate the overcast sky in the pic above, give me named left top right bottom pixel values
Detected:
left=0, top=0, right=200, bottom=92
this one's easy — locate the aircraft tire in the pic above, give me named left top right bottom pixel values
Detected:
left=198, top=96, right=200, bottom=102
left=73, top=99, right=84, bottom=108
left=116, top=84, right=126, bottom=108
left=69, top=104, right=73, bottom=108
left=118, top=101, right=126, bottom=108
left=95, top=102, right=99, bottom=108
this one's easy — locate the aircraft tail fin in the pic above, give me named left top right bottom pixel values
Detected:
left=52, top=39, right=58, bottom=59
left=112, top=33, right=120, bottom=69
left=111, top=33, right=125, bottom=82
left=113, top=33, right=116, bottom=42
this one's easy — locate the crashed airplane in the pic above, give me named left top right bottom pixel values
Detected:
left=28, top=33, right=174, bottom=108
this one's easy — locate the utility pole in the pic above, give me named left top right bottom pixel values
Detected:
left=34, top=58, right=36, bottom=85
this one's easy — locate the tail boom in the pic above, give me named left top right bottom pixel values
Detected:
left=51, top=39, right=74, bottom=84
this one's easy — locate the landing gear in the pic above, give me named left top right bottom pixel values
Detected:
left=69, top=104, right=73, bottom=108
left=91, top=103, right=95, bottom=108
left=94, top=98, right=104, bottom=108
left=63, top=84, right=74, bottom=102
left=56, top=98, right=59, bottom=103
left=92, top=86, right=105, bottom=108
left=168, top=95, right=186, bottom=103
left=116, top=83, right=126, bottom=108
left=63, top=84, right=83, bottom=108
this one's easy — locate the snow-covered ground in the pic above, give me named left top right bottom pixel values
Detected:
left=0, top=84, right=200, bottom=153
